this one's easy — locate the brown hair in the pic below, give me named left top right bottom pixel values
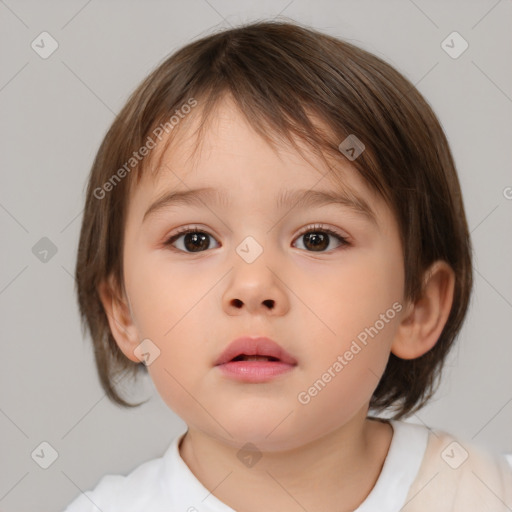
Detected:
left=75, top=20, right=473, bottom=418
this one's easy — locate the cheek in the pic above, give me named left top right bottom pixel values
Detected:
left=125, top=247, right=197, bottom=336
left=124, top=250, right=218, bottom=410
left=297, top=245, right=403, bottom=399
left=301, top=245, right=404, bottom=346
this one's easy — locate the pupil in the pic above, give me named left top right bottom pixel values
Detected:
left=185, top=232, right=209, bottom=252
left=305, top=232, right=328, bottom=251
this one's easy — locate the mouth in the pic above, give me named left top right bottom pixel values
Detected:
left=216, top=356, right=296, bottom=382
left=214, top=337, right=297, bottom=382
left=214, top=336, right=298, bottom=367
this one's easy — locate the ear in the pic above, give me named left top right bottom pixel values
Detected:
left=391, top=260, right=455, bottom=360
left=97, top=275, right=141, bottom=363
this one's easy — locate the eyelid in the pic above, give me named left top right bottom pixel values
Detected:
left=295, top=223, right=349, bottom=241
left=164, top=224, right=219, bottom=247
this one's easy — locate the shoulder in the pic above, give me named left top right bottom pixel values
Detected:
left=62, top=443, right=173, bottom=511
left=400, top=424, right=512, bottom=512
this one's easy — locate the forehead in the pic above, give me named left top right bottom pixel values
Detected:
left=127, top=96, right=386, bottom=225
left=147, top=97, right=332, bottom=181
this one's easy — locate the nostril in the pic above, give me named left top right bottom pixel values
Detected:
left=231, top=299, right=243, bottom=308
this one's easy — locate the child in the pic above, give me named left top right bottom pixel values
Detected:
left=66, top=20, right=512, bottom=511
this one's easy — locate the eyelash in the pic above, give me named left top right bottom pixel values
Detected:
left=163, top=223, right=350, bottom=254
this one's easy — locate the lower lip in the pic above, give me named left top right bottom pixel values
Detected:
left=216, top=361, right=296, bottom=382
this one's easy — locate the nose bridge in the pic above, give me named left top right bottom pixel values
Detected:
left=228, top=202, right=278, bottom=265
left=233, top=231, right=276, bottom=288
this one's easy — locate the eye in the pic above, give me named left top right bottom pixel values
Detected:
left=164, top=223, right=350, bottom=254
left=292, top=224, right=349, bottom=252
left=164, top=226, right=220, bottom=253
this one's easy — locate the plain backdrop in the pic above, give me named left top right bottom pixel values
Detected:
left=1, top=1, right=511, bottom=510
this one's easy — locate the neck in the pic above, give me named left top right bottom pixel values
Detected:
left=179, top=413, right=393, bottom=512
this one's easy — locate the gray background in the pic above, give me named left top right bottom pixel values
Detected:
left=1, top=0, right=511, bottom=510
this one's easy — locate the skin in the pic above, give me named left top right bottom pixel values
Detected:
left=99, top=96, right=455, bottom=512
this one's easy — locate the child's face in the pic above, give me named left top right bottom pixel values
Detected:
left=118, top=97, right=406, bottom=450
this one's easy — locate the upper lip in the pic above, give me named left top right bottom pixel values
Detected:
left=214, top=336, right=298, bottom=366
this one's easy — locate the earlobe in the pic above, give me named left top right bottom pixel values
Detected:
left=97, top=276, right=141, bottom=363
left=391, top=261, right=455, bottom=360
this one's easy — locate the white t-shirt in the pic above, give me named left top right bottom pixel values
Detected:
left=63, top=420, right=512, bottom=512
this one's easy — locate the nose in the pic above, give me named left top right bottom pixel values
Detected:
left=222, top=250, right=290, bottom=316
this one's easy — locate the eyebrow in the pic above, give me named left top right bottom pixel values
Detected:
left=142, top=186, right=377, bottom=226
